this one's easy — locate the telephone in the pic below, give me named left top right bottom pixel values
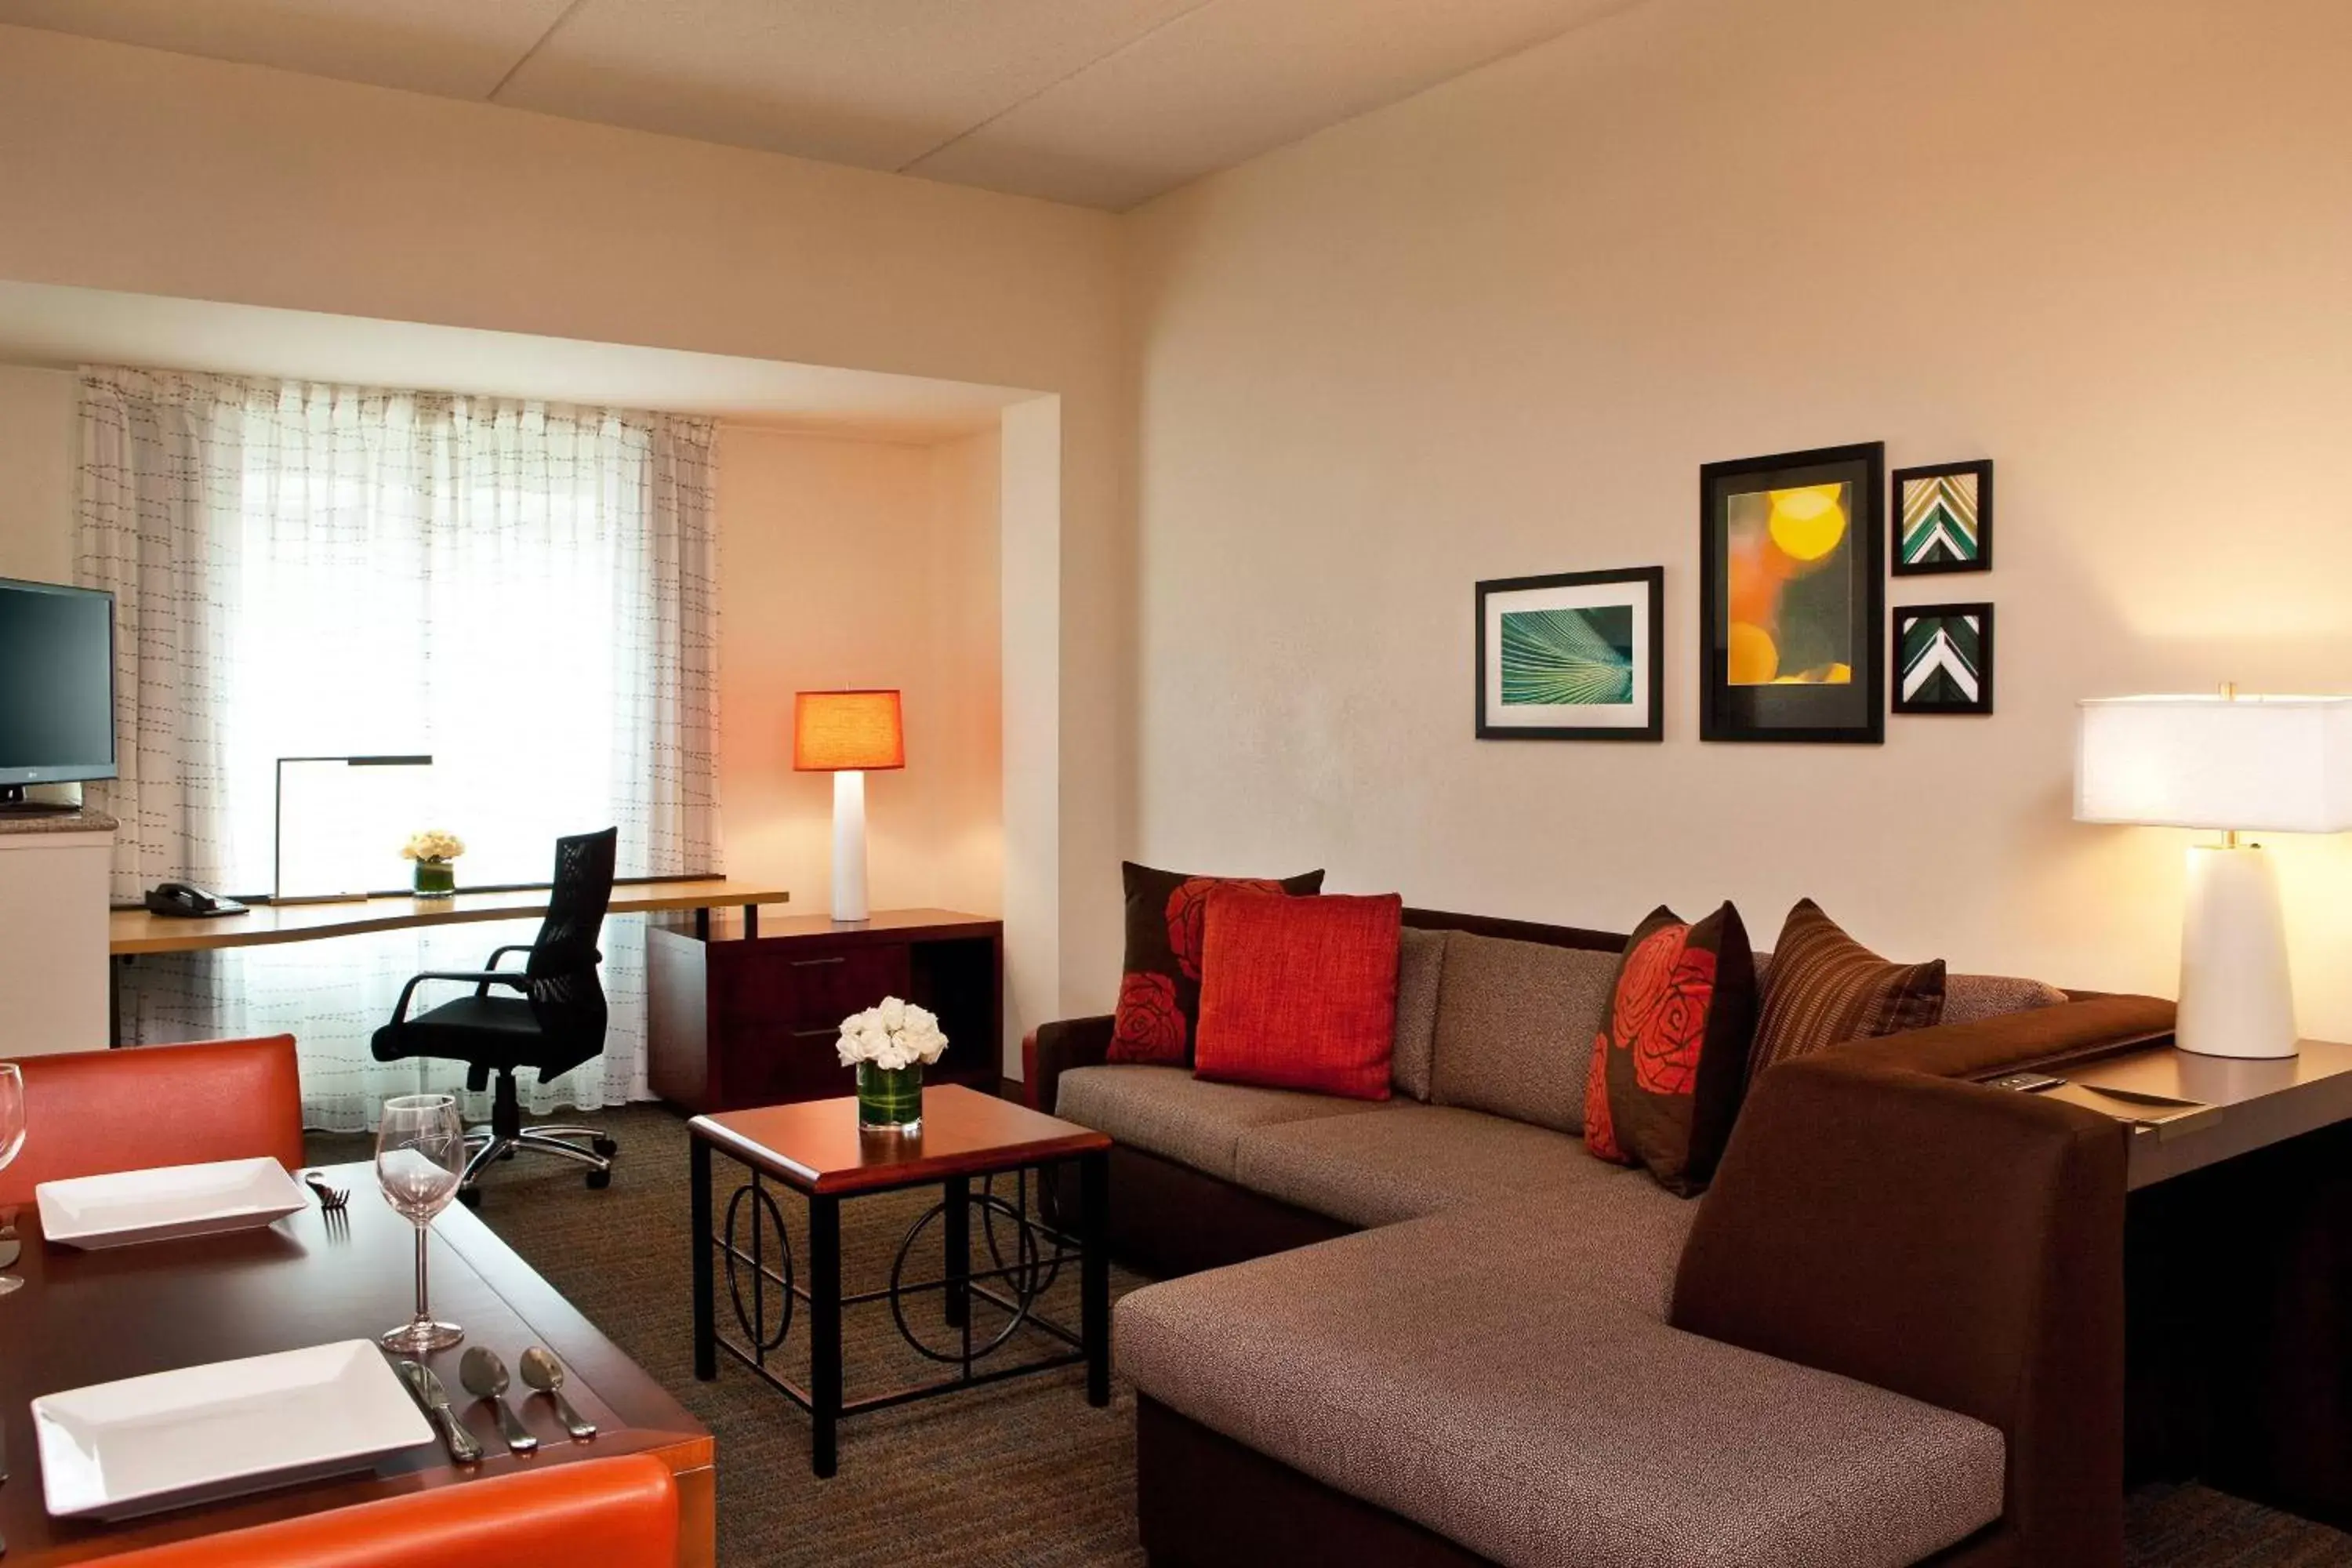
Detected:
left=143, top=881, right=249, bottom=919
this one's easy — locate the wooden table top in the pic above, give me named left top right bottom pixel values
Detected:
left=109, top=879, right=791, bottom=956
left=691, top=1084, right=1110, bottom=1196
left=2052, top=1038, right=2352, bottom=1189
left=1, top=1162, right=712, bottom=1565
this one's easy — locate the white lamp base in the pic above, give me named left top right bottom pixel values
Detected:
left=831, top=768, right=869, bottom=924
left=2176, top=844, right=2296, bottom=1059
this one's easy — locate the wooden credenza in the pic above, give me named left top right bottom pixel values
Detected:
left=646, top=907, right=1003, bottom=1113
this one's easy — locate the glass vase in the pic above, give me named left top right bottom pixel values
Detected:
left=412, top=858, right=456, bottom=898
left=857, top=1062, right=923, bottom=1133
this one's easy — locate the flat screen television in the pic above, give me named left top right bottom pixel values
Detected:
left=0, top=576, right=118, bottom=809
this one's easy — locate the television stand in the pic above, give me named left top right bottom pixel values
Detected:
left=0, top=785, right=81, bottom=816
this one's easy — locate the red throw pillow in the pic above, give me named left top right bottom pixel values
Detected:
left=1586, top=903, right=1757, bottom=1196
left=1108, top=861, right=1325, bottom=1064
left=1192, top=888, right=1402, bottom=1100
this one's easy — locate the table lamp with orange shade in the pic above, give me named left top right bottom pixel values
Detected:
left=794, top=690, right=904, bottom=924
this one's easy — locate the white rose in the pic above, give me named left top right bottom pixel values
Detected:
left=878, top=996, right=907, bottom=1031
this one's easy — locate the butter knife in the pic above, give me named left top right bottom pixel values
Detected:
left=399, top=1359, right=485, bottom=1465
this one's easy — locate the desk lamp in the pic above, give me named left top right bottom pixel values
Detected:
left=793, top=691, right=904, bottom=924
left=2075, top=689, right=2352, bottom=1058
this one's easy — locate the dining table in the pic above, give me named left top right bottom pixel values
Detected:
left=0, top=1161, right=713, bottom=1566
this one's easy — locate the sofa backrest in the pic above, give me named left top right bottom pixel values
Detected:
left=1426, top=929, right=1616, bottom=1134
left=1388, top=926, right=1447, bottom=1100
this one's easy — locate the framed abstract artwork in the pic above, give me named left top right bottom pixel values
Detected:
left=1699, top=442, right=1886, bottom=744
left=1893, top=459, right=1993, bottom=575
left=1893, top=602, right=1994, bottom=715
left=1475, top=567, right=1664, bottom=741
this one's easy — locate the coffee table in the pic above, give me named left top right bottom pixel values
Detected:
left=688, top=1083, right=1112, bottom=1476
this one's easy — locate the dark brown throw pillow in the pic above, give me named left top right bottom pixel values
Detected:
left=1108, top=861, right=1325, bottom=1064
left=1586, top=902, right=1757, bottom=1196
left=1749, top=899, right=1945, bottom=1080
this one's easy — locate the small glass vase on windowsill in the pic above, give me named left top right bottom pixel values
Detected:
left=412, top=858, right=456, bottom=898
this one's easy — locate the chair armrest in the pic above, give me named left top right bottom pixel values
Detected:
left=1671, top=1051, right=2130, bottom=1567
left=478, top=945, right=535, bottom=996
left=1025, top=1015, right=1115, bottom=1115
left=387, top=970, right=532, bottom=1027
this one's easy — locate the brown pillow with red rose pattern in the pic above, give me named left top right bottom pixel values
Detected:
left=1108, top=861, right=1326, bottom=1064
left=1584, top=902, right=1757, bottom=1196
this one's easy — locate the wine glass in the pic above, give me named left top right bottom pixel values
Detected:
left=376, top=1092, right=466, bottom=1352
left=0, top=1063, right=24, bottom=1296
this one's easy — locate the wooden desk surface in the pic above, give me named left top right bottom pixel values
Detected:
left=2, top=1161, right=713, bottom=1566
left=693, top=1084, right=1109, bottom=1197
left=2057, top=1039, right=2352, bottom=1189
left=109, top=879, right=791, bottom=956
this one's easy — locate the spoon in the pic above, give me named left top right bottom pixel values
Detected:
left=518, top=1347, right=597, bottom=1440
left=457, top=1348, right=538, bottom=1454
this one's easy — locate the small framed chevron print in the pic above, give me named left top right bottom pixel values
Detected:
left=1893, top=603, right=1994, bottom=715
left=1892, top=459, right=1993, bottom=575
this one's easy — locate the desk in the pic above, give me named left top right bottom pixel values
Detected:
left=0, top=1162, right=714, bottom=1566
left=110, top=878, right=793, bottom=956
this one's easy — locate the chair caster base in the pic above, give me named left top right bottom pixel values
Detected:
left=586, top=1169, right=612, bottom=1190
left=592, top=1135, right=618, bottom=1157
left=456, top=1186, right=484, bottom=1209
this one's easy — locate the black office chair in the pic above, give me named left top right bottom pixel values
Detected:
left=371, top=827, right=620, bottom=1205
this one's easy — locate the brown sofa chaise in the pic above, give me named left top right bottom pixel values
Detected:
left=1028, top=907, right=2173, bottom=1568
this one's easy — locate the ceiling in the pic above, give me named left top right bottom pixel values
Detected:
left=0, top=0, right=1637, bottom=210
left=0, top=281, right=1032, bottom=441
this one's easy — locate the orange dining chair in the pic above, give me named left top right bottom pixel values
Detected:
left=0, top=1035, right=304, bottom=1205
left=105, top=1455, right=681, bottom=1567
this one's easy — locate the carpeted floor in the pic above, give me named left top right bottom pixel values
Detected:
left=310, top=1105, right=2352, bottom=1568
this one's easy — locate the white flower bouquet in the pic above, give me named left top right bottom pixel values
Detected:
left=837, top=996, right=949, bottom=1072
left=399, top=829, right=466, bottom=864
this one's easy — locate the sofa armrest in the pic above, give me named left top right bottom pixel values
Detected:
left=1023, top=1014, right=1115, bottom=1114
left=1836, top=991, right=2176, bottom=1080
left=1671, top=1050, right=2129, bottom=1567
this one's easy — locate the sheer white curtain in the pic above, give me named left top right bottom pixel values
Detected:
left=78, top=368, right=719, bottom=1131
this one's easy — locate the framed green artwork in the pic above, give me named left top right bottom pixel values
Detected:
left=1699, top=442, right=1886, bottom=744
left=1893, top=459, right=1993, bottom=574
left=1475, top=567, right=1664, bottom=741
left=1893, top=602, right=1994, bottom=715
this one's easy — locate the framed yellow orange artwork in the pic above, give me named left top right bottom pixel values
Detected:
left=1698, top=442, right=1886, bottom=743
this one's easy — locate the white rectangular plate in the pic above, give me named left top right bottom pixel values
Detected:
left=34, top=1340, right=436, bottom=1520
left=36, top=1157, right=307, bottom=1250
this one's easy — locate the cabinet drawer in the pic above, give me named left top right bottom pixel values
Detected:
left=716, top=942, right=913, bottom=1033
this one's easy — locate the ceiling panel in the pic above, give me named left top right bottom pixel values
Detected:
left=908, top=0, right=1639, bottom=209
left=492, top=0, right=1209, bottom=176
left=0, top=0, right=575, bottom=99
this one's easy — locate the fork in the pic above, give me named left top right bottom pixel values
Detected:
left=303, top=1173, right=350, bottom=1210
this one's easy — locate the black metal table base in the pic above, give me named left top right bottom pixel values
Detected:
left=690, top=1142, right=1111, bottom=1477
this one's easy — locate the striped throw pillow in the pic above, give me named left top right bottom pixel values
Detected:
left=1749, top=900, right=1944, bottom=1079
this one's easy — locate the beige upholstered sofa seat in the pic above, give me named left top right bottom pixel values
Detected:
left=1231, top=1102, right=1632, bottom=1230
left=1054, top=1064, right=1388, bottom=1182
left=1117, top=1202, right=2007, bottom=1568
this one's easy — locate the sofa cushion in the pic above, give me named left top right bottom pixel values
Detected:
left=1109, top=861, right=1324, bottom=1065
left=1591, top=902, right=1759, bottom=1196
left=1232, top=1102, right=1636, bottom=1230
left=1944, top=972, right=2069, bottom=1026
left=1429, top=932, right=1616, bottom=1134
left=1751, top=900, right=1945, bottom=1079
left=1195, top=889, right=1402, bottom=1100
left=1118, top=1207, right=2005, bottom=1568
left=1055, top=1065, right=1387, bottom=1181
left=1388, top=926, right=1446, bottom=1101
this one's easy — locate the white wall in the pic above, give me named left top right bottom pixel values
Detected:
left=0, top=365, right=73, bottom=583
left=716, top=425, right=1002, bottom=920
left=1124, top=0, right=2352, bottom=1036
left=0, top=24, right=1133, bottom=1038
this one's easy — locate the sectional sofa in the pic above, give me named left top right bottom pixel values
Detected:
left=1029, top=908, right=2174, bottom=1568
